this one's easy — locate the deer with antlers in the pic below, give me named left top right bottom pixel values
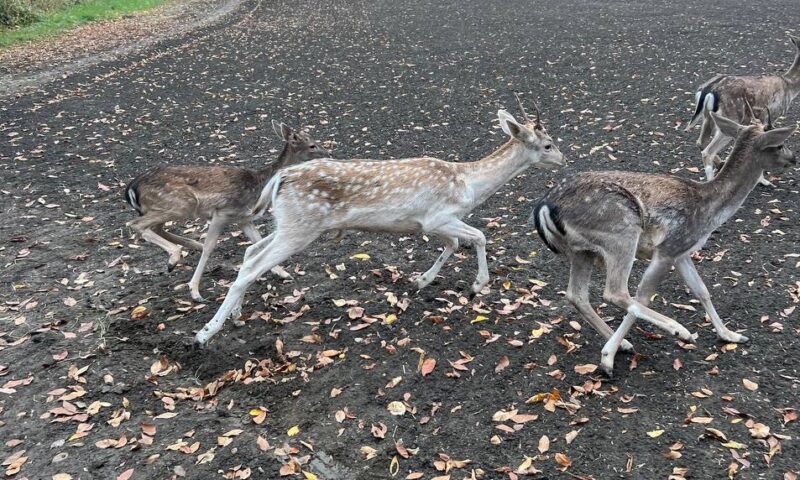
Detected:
left=125, top=121, right=329, bottom=302
left=685, top=34, right=800, bottom=183
left=533, top=112, right=795, bottom=376
left=194, top=99, right=565, bottom=346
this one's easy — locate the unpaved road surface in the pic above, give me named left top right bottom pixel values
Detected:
left=1, top=1, right=799, bottom=479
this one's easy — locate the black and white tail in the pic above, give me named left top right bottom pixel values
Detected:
left=124, top=167, right=160, bottom=215
left=684, top=76, right=724, bottom=131
left=530, top=202, right=566, bottom=254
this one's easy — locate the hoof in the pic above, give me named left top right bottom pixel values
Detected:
left=167, top=262, right=177, bottom=273
left=191, top=293, right=206, bottom=304
left=601, top=361, right=614, bottom=378
left=619, top=339, right=635, bottom=353
left=192, top=338, right=206, bottom=350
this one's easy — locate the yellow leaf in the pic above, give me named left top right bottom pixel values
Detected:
left=387, top=401, right=406, bottom=416
left=287, top=425, right=300, bottom=436
left=530, top=327, right=545, bottom=338
left=471, top=315, right=488, bottom=324
left=502, top=280, right=512, bottom=290
left=647, top=429, right=665, bottom=438
left=742, top=378, right=758, bottom=391
left=249, top=409, right=264, bottom=416
left=721, top=441, right=747, bottom=449
left=351, top=253, right=371, bottom=260
left=302, top=471, right=318, bottom=480
left=389, top=456, right=400, bottom=476
left=385, top=314, right=397, bottom=325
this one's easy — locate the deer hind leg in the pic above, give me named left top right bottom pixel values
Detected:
left=187, top=214, right=227, bottom=303
left=414, top=234, right=459, bottom=290
left=154, top=226, right=203, bottom=251
left=600, top=254, right=674, bottom=376
left=675, top=256, right=748, bottom=343
left=565, top=252, right=634, bottom=353
left=697, top=115, right=713, bottom=148
left=194, top=228, right=319, bottom=346
left=130, top=215, right=184, bottom=271
left=701, top=129, right=731, bottom=181
left=241, top=222, right=292, bottom=280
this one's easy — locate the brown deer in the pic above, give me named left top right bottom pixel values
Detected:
left=195, top=102, right=566, bottom=346
left=685, top=34, right=800, bottom=183
left=124, top=122, right=329, bottom=302
left=533, top=113, right=795, bottom=376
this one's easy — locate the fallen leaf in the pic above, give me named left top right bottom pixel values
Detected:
left=495, top=356, right=510, bottom=373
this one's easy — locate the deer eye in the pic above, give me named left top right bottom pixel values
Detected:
left=544, top=144, right=552, bottom=151
left=310, top=144, right=317, bottom=149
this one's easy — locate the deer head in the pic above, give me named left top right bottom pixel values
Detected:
left=711, top=112, right=796, bottom=170
left=271, top=120, right=330, bottom=169
left=497, top=107, right=565, bottom=170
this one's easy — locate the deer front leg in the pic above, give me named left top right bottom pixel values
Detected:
left=701, top=130, right=731, bottom=181
left=600, top=255, right=673, bottom=376
left=440, top=220, right=489, bottom=293
left=675, top=256, right=748, bottom=343
left=415, top=235, right=458, bottom=290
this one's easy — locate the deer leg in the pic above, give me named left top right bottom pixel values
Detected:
left=565, top=252, right=634, bottom=353
left=242, top=222, right=291, bottom=280
left=187, top=214, right=226, bottom=303
left=601, top=253, right=696, bottom=342
left=154, top=226, right=203, bottom=251
left=697, top=116, right=713, bottom=148
left=438, top=220, right=488, bottom=293
left=701, top=129, right=731, bottom=181
left=600, top=255, right=674, bottom=376
left=194, top=228, right=318, bottom=346
left=139, top=228, right=183, bottom=272
left=675, top=256, right=748, bottom=343
left=414, top=234, right=459, bottom=289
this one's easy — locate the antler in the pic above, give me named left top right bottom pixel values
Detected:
left=514, top=93, right=532, bottom=125
left=765, top=107, right=773, bottom=130
left=743, top=98, right=757, bottom=124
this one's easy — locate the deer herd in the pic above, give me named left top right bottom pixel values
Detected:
left=125, top=36, right=800, bottom=376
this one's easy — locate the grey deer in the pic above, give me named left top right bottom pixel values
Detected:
left=125, top=122, right=329, bottom=302
left=194, top=102, right=565, bottom=346
left=533, top=112, right=795, bottom=376
left=685, top=34, right=800, bottom=183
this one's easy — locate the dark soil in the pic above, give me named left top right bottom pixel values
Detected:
left=1, top=0, right=799, bottom=479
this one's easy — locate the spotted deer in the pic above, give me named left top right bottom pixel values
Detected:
left=125, top=121, right=329, bottom=302
left=685, top=34, right=800, bottom=183
left=194, top=102, right=565, bottom=345
left=533, top=112, right=795, bottom=376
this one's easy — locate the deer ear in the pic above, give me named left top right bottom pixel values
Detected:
left=498, top=110, right=523, bottom=139
left=281, top=123, right=293, bottom=141
left=272, top=120, right=283, bottom=139
left=710, top=112, right=743, bottom=138
left=790, top=35, right=800, bottom=49
left=755, top=126, right=795, bottom=150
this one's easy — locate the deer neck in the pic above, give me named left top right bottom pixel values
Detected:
left=256, top=143, right=291, bottom=182
left=784, top=49, right=800, bottom=92
left=462, top=139, right=531, bottom=208
left=702, top=141, right=762, bottom=228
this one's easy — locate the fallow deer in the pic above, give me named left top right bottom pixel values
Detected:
left=533, top=112, right=795, bottom=376
left=194, top=102, right=565, bottom=346
left=125, top=122, right=329, bottom=302
left=685, top=34, right=800, bottom=183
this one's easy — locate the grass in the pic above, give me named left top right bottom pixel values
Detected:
left=0, top=0, right=167, bottom=47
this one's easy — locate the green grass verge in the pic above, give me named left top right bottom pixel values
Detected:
left=0, top=0, right=167, bottom=48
